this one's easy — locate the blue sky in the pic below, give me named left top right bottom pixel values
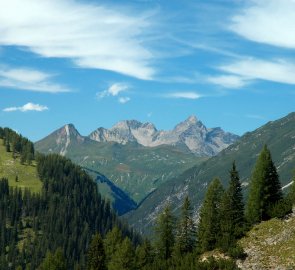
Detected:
left=0, top=0, right=294, bottom=141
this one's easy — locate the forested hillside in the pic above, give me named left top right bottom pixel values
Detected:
left=0, top=128, right=138, bottom=269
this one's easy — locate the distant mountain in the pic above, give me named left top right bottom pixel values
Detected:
left=89, top=116, right=239, bottom=156
left=126, top=112, right=295, bottom=234
left=35, top=123, right=205, bottom=207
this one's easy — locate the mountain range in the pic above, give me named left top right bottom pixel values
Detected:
left=89, top=115, right=239, bottom=156
left=125, top=112, right=295, bottom=234
left=35, top=116, right=238, bottom=214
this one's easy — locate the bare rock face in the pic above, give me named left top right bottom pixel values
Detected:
left=88, top=116, right=239, bottom=156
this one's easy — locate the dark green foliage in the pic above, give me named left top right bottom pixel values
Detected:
left=38, top=248, right=67, bottom=270
left=87, top=234, right=106, bottom=270
left=197, top=178, right=224, bottom=253
left=174, top=196, right=196, bottom=255
left=108, top=237, right=135, bottom=270
left=135, top=240, right=154, bottom=269
left=103, top=227, right=123, bottom=264
left=1, top=127, right=35, bottom=164
left=246, top=145, right=283, bottom=224
left=0, top=152, right=137, bottom=268
left=219, top=162, right=245, bottom=251
left=154, top=204, right=175, bottom=260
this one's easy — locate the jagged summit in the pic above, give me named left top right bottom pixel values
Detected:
left=89, top=116, right=239, bottom=156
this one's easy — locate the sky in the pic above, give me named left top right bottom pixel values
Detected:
left=0, top=0, right=295, bottom=141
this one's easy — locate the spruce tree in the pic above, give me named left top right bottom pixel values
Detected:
left=246, top=145, right=283, bottom=224
left=154, top=204, right=175, bottom=260
left=219, top=162, right=245, bottom=251
left=175, top=196, right=196, bottom=255
left=108, top=237, right=135, bottom=270
left=197, top=178, right=224, bottom=253
left=87, top=234, right=106, bottom=270
left=135, top=240, right=154, bottom=269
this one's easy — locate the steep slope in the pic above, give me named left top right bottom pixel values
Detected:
left=238, top=212, right=295, bottom=269
left=85, top=168, right=137, bottom=215
left=89, top=116, right=239, bottom=156
left=0, top=138, right=42, bottom=192
left=35, top=124, right=203, bottom=204
left=126, top=112, right=295, bottom=233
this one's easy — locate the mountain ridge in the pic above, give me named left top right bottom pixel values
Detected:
left=125, top=112, right=295, bottom=234
left=86, top=115, right=239, bottom=156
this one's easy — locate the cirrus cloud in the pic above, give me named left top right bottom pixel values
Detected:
left=0, top=0, right=156, bottom=80
left=165, top=92, right=202, bottom=99
left=0, top=66, right=69, bottom=93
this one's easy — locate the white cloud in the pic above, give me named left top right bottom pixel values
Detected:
left=230, top=0, right=295, bottom=48
left=207, top=75, right=249, bottom=89
left=3, top=102, right=49, bottom=112
left=0, top=67, right=69, bottom=93
left=118, top=97, right=130, bottom=104
left=0, top=0, right=156, bottom=80
left=97, top=83, right=129, bottom=99
left=219, top=58, right=295, bottom=85
left=165, top=92, right=202, bottom=99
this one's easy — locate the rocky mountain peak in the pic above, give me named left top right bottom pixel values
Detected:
left=88, top=116, right=239, bottom=156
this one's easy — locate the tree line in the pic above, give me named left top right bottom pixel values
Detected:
left=83, top=145, right=295, bottom=270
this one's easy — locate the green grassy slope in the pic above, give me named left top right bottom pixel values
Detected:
left=238, top=214, right=295, bottom=269
left=126, top=112, right=295, bottom=233
left=0, top=139, right=41, bottom=193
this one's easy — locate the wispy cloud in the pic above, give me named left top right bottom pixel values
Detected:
left=118, top=97, right=130, bottom=104
left=230, top=0, right=295, bottom=49
left=207, top=75, right=249, bottom=89
left=245, top=114, right=265, bottom=120
left=3, top=102, right=49, bottom=112
left=0, top=67, right=69, bottom=93
left=97, top=83, right=129, bottom=99
left=0, top=0, right=157, bottom=80
left=165, top=92, right=202, bottom=99
left=219, top=58, right=295, bottom=85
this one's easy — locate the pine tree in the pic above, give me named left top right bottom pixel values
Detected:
left=108, top=237, right=135, bottom=270
left=135, top=240, right=154, bottom=269
left=38, top=248, right=66, bottom=270
left=103, top=227, right=123, bottom=264
left=219, top=162, right=245, bottom=251
left=175, top=196, right=196, bottom=255
left=87, top=234, right=106, bottom=270
left=246, top=145, right=283, bottom=224
left=154, top=204, right=175, bottom=260
left=197, top=178, right=224, bottom=253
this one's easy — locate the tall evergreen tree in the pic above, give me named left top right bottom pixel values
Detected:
left=154, top=204, right=175, bottom=260
left=219, top=162, right=245, bottom=251
left=135, top=240, right=154, bottom=269
left=246, top=145, right=283, bottom=224
left=108, top=237, right=135, bottom=270
left=197, top=178, right=224, bottom=253
left=175, top=196, right=196, bottom=255
left=87, top=234, right=106, bottom=270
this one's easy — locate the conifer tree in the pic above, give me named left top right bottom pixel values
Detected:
left=103, top=227, right=123, bottom=264
left=197, top=178, right=224, bottom=253
left=135, top=240, right=154, bottom=269
left=108, top=237, right=135, bottom=270
left=87, top=234, right=106, bottom=270
left=154, top=204, right=175, bottom=260
left=175, top=196, right=196, bottom=255
left=219, top=162, right=245, bottom=251
left=246, top=145, right=283, bottom=224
